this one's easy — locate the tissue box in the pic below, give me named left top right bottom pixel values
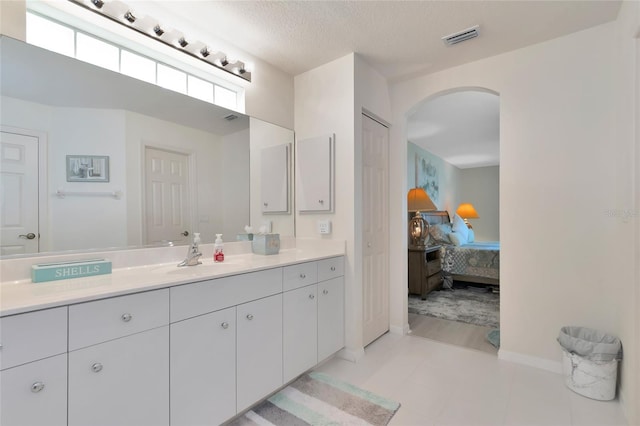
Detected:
left=236, top=233, right=254, bottom=241
left=252, top=234, right=280, bottom=255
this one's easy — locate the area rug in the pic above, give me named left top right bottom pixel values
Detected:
left=486, top=329, right=500, bottom=349
left=229, top=372, right=401, bottom=426
left=408, top=288, right=499, bottom=328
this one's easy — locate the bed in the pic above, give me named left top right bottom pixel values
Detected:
left=422, top=211, right=500, bottom=286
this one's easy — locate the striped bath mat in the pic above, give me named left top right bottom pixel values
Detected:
left=229, top=371, right=401, bottom=426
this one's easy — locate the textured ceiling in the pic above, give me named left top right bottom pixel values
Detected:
left=125, top=0, right=621, bottom=168
left=134, top=0, right=621, bottom=81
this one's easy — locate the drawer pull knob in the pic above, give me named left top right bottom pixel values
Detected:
left=246, top=314, right=254, bottom=320
left=330, top=266, right=336, bottom=271
left=221, top=322, right=229, bottom=329
left=300, top=273, right=306, bottom=279
left=309, top=294, right=315, bottom=300
left=323, top=289, right=329, bottom=295
left=92, top=363, right=103, bottom=373
left=31, top=382, right=45, bottom=393
left=121, top=313, right=133, bottom=322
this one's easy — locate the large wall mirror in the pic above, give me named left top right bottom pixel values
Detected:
left=0, top=36, right=294, bottom=258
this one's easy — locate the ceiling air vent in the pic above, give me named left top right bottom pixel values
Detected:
left=442, top=25, right=480, bottom=46
left=224, top=114, right=239, bottom=121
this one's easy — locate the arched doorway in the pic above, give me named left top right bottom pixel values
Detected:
left=405, top=88, right=500, bottom=354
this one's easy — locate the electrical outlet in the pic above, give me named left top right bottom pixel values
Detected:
left=317, top=219, right=331, bottom=234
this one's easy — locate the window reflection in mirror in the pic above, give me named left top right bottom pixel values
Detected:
left=0, top=36, right=294, bottom=258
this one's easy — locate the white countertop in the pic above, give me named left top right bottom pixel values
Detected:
left=0, top=240, right=345, bottom=316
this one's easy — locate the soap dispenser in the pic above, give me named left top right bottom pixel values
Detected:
left=214, top=234, right=224, bottom=262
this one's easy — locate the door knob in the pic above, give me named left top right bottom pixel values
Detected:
left=181, top=231, right=189, bottom=237
left=19, top=233, right=36, bottom=240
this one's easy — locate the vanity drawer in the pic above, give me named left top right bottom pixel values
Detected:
left=317, top=257, right=344, bottom=282
left=283, top=262, right=318, bottom=291
left=0, top=307, right=67, bottom=370
left=171, top=268, right=283, bottom=322
left=69, top=289, right=169, bottom=351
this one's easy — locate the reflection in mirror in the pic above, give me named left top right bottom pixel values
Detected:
left=0, top=36, right=294, bottom=258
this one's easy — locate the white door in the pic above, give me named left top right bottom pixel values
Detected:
left=144, top=147, right=191, bottom=246
left=0, top=131, right=40, bottom=255
left=362, top=115, right=390, bottom=346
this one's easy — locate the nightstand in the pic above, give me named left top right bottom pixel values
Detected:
left=408, top=245, right=443, bottom=300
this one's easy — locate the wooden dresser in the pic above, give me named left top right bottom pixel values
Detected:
left=408, top=245, right=443, bottom=300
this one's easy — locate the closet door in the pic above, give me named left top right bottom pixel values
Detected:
left=362, top=115, right=389, bottom=346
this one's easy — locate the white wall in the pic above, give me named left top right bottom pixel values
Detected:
left=249, top=118, right=295, bottom=237
left=389, top=10, right=638, bottom=423
left=295, top=53, right=391, bottom=358
left=0, top=1, right=25, bottom=40
left=124, top=111, right=234, bottom=246
left=459, top=166, right=499, bottom=241
left=407, top=142, right=461, bottom=213
left=1, top=97, right=129, bottom=251
left=222, top=128, right=250, bottom=239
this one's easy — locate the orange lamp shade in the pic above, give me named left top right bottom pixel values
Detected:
left=407, top=188, right=437, bottom=212
left=456, top=203, right=479, bottom=219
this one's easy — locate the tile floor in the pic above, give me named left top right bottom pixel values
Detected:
left=316, top=333, right=627, bottom=426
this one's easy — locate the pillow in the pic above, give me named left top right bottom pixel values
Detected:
left=451, top=213, right=469, bottom=244
left=429, top=223, right=452, bottom=245
left=448, top=232, right=464, bottom=246
left=467, top=228, right=475, bottom=243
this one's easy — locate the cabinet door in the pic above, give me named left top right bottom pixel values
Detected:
left=0, top=354, right=67, bottom=426
left=283, top=285, right=317, bottom=383
left=260, top=144, right=290, bottom=213
left=68, top=326, right=169, bottom=426
left=318, top=277, right=345, bottom=361
left=170, top=307, right=236, bottom=426
left=236, top=294, right=283, bottom=412
left=296, top=134, right=333, bottom=212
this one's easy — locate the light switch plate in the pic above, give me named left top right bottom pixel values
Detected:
left=317, top=219, right=332, bottom=234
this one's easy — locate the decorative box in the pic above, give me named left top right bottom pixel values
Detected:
left=251, top=234, right=280, bottom=255
left=31, top=259, right=112, bottom=283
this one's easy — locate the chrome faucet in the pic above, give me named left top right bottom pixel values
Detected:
left=178, top=233, right=202, bottom=267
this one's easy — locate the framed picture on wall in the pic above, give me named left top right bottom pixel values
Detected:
left=66, top=155, right=110, bottom=182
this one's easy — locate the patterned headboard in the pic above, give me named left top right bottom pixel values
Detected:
left=421, top=210, right=451, bottom=225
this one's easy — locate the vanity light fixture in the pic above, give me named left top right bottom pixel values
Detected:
left=67, top=0, right=252, bottom=82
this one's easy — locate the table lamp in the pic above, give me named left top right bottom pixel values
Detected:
left=408, top=188, right=437, bottom=247
left=456, top=203, right=479, bottom=228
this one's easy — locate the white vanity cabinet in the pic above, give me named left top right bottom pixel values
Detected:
left=236, top=293, right=283, bottom=412
left=67, top=289, right=170, bottom=426
left=317, top=257, right=345, bottom=361
left=0, top=253, right=344, bottom=426
left=282, top=257, right=344, bottom=381
left=0, top=307, right=68, bottom=426
left=283, top=284, right=318, bottom=382
left=170, top=307, right=236, bottom=426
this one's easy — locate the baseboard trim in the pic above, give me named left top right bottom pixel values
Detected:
left=389, top=323, right=410, bottom=335
left=498, top=349, right=563, bottom=374
left=337, top=347, right=365, bottom=363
